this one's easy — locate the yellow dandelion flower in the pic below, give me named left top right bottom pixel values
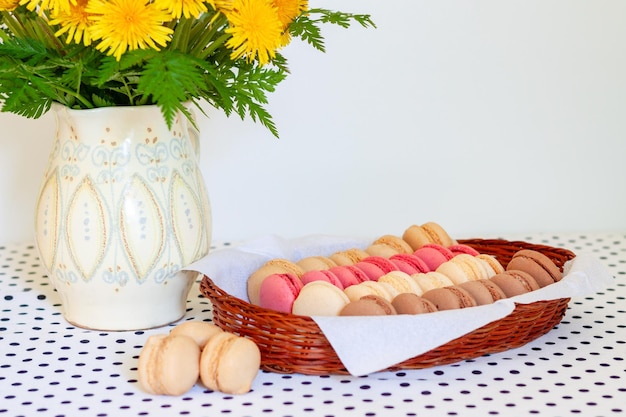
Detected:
left=18, top=0, right=74, bottom=14
left=49, top=0, right=93, bottom=46
left=225, top=0, right=283, bottom=66
left=86, top=0, right=174, bottom=61
left=213, top=0, right=232, bottom=12
left=271, top=0, right=306, bottom=46
left=153, top=0, right=208, bottom=19
left=272, top=0, right=307, bottom=28
left=0, top=0, right=20, bottom=11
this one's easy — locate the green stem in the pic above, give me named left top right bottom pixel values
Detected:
left=189, top=13, right=229, bottom=57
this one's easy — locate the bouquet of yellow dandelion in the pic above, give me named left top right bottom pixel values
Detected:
left=0, top=0, right=373, bottom=137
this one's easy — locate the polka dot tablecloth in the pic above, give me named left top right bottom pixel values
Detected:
left=1, top=233, right=624, bottom=417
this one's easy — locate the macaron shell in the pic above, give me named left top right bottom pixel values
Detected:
left=421, top=221, right=457, bottom=247
left=139, top=334, right=201, bottom=396
left=412, top=272, right=454, bottom=292
left=329, top=265, right=369, bottom=288
left=413, top=247, right=450, bottom=270
left=297, top=256, right=337, bottom=271
left=378, top=271, right=423, bottom=295
left=365, top=243, right=401, bottom=258
left=402, top=224, right=434, bottom=250
left=448, top=244, right=480, bottom=256
left=422, top=286, right=477, bottom=311
left=458, top=279, right=506, bottom=305
left=506, top=249, right=563, bottom=287
left=372, top=235, right=414, bottom=254
left=340, top=294, right=397, bottom=316
left=390, top=254, right=430, bottom=273
left=436, top=261, right=473, bottom=285
left=292, top=281, right=350, bottom=316
left=330, top=248, right=369, bottom=266
left=247, top=259, right=304, bottom=305
left=490, top=270, right=540, bottom=297
left=392, top=293, right=438, bottom=315
left=360, top=256, right=398, bottom=274
left=200, top=332, right=261, bottom=395
left=353, top=261, right=385, bottom=280
left=301, top=269, right=344, bottom=289
left=475, top=254, right=505, bottom=276
left=258, top=273, right=303, bottom=313
left=451, top=254, right=489, bottom=280
left=169, top=321, right=223, bottom=348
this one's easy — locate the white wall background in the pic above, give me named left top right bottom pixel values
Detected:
left=1, top=0, right=625, bottom=245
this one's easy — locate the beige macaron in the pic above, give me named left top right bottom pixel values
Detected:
left=170, top=321, right=223, bottom=349
left=296, top=256, right=337, bottom=272
left=329, top=248, right=370, bottom=266
left=199, top=332, right=261, bottom=395
left=138, top=334, right=201, bottom=396
left=378, top=271, right=423, bottom=295
left=292, top=281, right=350, bottom=315
left=402, top=222, right=456, bottom=250
left=412, top=271, right=455, bottom=292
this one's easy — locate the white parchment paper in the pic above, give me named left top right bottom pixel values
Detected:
left=186, top=235, right=614, bottom=376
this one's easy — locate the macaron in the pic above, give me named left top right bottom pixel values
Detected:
left=457, top=279, right=507, bottom=305
left=359, top=256, right=398, bottom=274
left=353, top=261, right=385, bottom=281
left=365, top=243, right=401, bottom=258
left=422, top=286, right=477, bottom=311
left=339, top=294, right=397, bottom=316
left=297, top=256, right=337, bottom=272
left=138, top=334, right=201, bottom=396
left=199, top=332, right=261, bottom=395
left=258, top=273, right=304, bottom=313
left=476, top=254, right=505, bottom=275
left=169, top=321, right=223, bottom=349
left=247, top=258, right=304, bottom=306
left=329, top=265, right=370, bottom=288
left=506, top=249, right=563, bottom=288
left=451, top=254, right=490, bottom=280
left=292, top=281, right=350, bottom=316
left=436, top=260, right=475, bottom=285
left=301, top=269, right=344, bottom=289
left=413, top=245, right=454, bottom=270
left=412, top=271, right=454, bottom=292
left=448, top=244, right=480, bottom=256
left=378, top=271, right=423, bottom=295
left=389, top=254, right=430, bottom=274
left=343, top=281, right=400, bottom=302
left=391, top=293, right=438, bottom=315
left=388, top=257, right=419, bottom=275
left=371, top=234, right=414, bottom=254
left=330, top=248, right=370, bottom=266
left=402, top=222, right=456, bottom=250
left=490, top=270, right=541, bottom=297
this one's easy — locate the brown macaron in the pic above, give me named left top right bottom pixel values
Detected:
left=506, top=249, right=563, bottom=288
left=421, top=286, right=477, bottom=311
left=339, top=294, right=397, bottom=316
left=391, top=293, right=438, bottom=315
left=458, top=279, right=507, bottom=305
left=490, top=270, right=540, bottom=297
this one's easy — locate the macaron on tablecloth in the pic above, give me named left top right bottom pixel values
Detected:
left=188, top=233, right=613, bottom=376
left=0, top=232, right=624, bottom=417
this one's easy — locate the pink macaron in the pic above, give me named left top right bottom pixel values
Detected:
left=388, top=257, right=419, bottom=275
left=258, top=273, right=304, bottom=313
left=448, top=244, right=480, bottom=256
left=354, top=261, right=385, bottom=280
left=360, top=256, right=397, bottom=274
left=390, top=254, right=430, bottom=273
left=329, top=265, right=370, bottom=288
left=414, top=244, right=454, bottom=270
left=301, top=269, right=344, bottom=289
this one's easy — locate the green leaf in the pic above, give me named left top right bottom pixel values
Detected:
left=137, top=50, right=205, bottom=127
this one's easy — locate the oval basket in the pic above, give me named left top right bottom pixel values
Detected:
left=199, top=239, right=576, bottom=375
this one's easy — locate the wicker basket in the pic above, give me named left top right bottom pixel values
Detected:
left=199, top=238, right=576, bottom=375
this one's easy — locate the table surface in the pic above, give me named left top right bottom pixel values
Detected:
left=1, top=232, right=624, bottom=417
